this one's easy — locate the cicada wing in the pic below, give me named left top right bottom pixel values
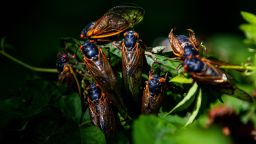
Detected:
left=58, top=64, right=81, bottom=95
left=87, top=5, right=144, bottom=39
left=141, top=81, right=150, bottom=113
left=122, top=42, right=144, bottom=99
left=109, top=5, right=145, bottom=26
left=87, top=14, right=129, bottom=39
left=87, top=96, right=99, bottom=126
left=187, top=29, right=200, bottom=50
left=168, top=29, right=184, bottom=57
left=98, top=93, right=117, bottom=134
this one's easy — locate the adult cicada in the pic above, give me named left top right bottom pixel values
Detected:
left=80, top=41, right=126, bottom=114
left=184, top=56, right=253, bottom=102
left=141, top=71, right=167, bottom=114
left=80, top=5, right=145, bottom=41
left=56, top=52, right=81, bottom=95
left=87, top=83, right=117, bottom=135
left=122, top=30, right=144, bottom=102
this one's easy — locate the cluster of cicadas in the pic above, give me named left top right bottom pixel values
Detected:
left=56, top=5, right=252, bottom=136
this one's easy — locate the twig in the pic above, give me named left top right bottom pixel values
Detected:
left=0, top=50, right=57, bottom=73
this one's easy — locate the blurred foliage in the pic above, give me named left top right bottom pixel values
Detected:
left=1, top=5, right=256, bottom=144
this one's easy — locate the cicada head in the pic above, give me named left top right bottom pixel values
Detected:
left=148, top=74, right=166, bottom=97
left=80, top=22, right=96, bottom=39
left=123, top=30, right=139, bottom=50
left=56, top=52, right=69, bottom=72
left=80, top=41, right=99, bottom=60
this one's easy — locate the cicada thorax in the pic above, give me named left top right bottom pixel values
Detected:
left=80, top=5, right=145, bottom=41
left=141, top=72, right=167, bottom=114
left=168, top=28, right=200, bottom=58
left=56, top=52, right=81, bottom=95
left=122, top=30, right=144, bottom=102
left=87, top=83, right=117, bottom=135
left=80, top=41, right=126, bottom=115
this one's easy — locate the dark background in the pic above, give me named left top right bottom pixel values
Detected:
left=0, top=0, right=255, bottom=95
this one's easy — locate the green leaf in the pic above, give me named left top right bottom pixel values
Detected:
left=168, top=82, right=198, bottom=114
left=80, top=126, right=106, bottom=144
left=185, top=87, right=202, bottom=126
left=170, top=75, right=193, bottom=84
left=158, top=113, right=187, bottom=127
left=109, top=45, right=122, bottom=58
left=175, top=126, right=231, bottom=144
left=133, top=115, right=176, bottom=144
left=240, top=24, right=256, bottom=42
left=241, top=11, right=256, bottom=25
left=151, top=46, right=166, bottom=53
left=145, top=51, right=180, bottom=75
left=56, top=93, right=82, bottom=124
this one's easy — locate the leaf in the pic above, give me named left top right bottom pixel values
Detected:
left=170, top=75, right=193, bottom=84
left=158, top=113, right=187, bottom=128
left=133, top=115, right=176, bottom=144
left=80, top=126, right=106, bottom=144
left=56, top=93, right=82, bottom=124
left=240, top=24, right=256, bottom=42
left=241, top=11, right=256, bottom=25
left=145, top=51, right=180, bottom=75
left=17, top=108, right=81, bottom=144
left=109, top=45, right=122, bottom=58
left=175, top=126, right=231, bottom=144
left=168, top=82, right=198, bottom=114
left=185, top=87, right=202, bottom=126
left=151, top=46, right=166, bottom=53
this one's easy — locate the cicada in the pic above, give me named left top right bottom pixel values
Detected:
left=141, top=72, right=167, bottom=114
left=168, top=28, right=200, bottom=58
left=87, top=83, right=117, bottom=135
left=122, top=30, right=144, bottom=102
left=80, top=41, right=126, bottom=114
left=184, top=56, right=229, bottom=84
left=80, top=5, right=145, bottom=41
left=184, top=56, right=253, bottom=102
left=56, top=52, right=81, bottom=95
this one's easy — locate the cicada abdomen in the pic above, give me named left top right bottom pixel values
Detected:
left=80, top=41, right=126, bottom=114
left=80, top=5, right=145, bottom=41
left=141, top=72, right=167, bottom=114
left=56, top=52, right=81, bottom=95
left=122, top=30, right=144, bottom=102
left=87, top=83, right=117, bottom=135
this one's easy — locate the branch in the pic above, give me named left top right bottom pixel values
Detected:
left=0, top=50, right=57, bottom=73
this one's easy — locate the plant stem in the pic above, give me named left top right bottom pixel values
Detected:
left=220, top=65, right=255, bottom=71
left=0, top=50, right=57, bottom=73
